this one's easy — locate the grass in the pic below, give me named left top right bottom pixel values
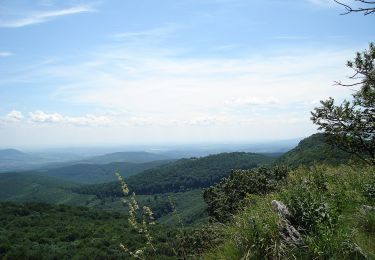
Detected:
left=202, top=164, right=375, bottom=259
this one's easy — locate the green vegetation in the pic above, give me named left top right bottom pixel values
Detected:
left=311, top=43, right=375, bottom=165
left=75, top=152, right=274, bottom=196
left=81, top=151, right=172, bottom=164
left=1, top=137, right=374, bottom=259
left=194, top=164, right=375, bottom=259
left=0, top=172, right=95, bottom=205
left=0, top=202, right=177, bottom=259
left=0, top=172, right=207, bottom=225
left=204, top=166, right=288, bottom=222
left=39, top=160, right=172, bottom=184
left=277, top=133, right=355, bottom=167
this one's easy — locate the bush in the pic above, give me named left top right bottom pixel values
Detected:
left=203, top=166, right=288, bottom=223
left=204, top=195, right=285, bottom=259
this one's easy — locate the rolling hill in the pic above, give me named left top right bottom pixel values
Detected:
left=277, top=133, right=355, bottom=167
left=0, top=172, right=95, bottom=205
left=38, top=160, right=173, bottom=184
left=0, top=149, right=49, bottom=172
left=80, top=151, right=173, bottom=164
left=76, top=152, right=276, bottom=197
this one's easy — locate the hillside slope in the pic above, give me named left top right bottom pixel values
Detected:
left=0, top=149, right=48, bottom=172
left=0, top=172, right=95, bottom=205
left=81, top=151, right=172, bottom=164
left=39, top=160, right=173, bottom=184
left=76, top=152, right=275, bottom=196
left=277, top=133, right=354, bottom=167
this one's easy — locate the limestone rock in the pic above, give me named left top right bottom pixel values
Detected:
left=271, top=200, right=303, bottom=245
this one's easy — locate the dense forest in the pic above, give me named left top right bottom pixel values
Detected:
left=39, top=159, right=173, bottom=184
left=277, top=133, right=355, bottom=167
left=74, top=152, right=274, bottom=197
left=0, top=202, right=177, bottom=259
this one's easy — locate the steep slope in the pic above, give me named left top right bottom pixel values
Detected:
left=39, top=160, right=173, bottom=184
left=76, top=152, right=275, bottom=196
left=277, top=133, right=354, bottom=167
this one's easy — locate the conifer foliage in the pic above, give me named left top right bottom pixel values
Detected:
left=311, top=43, right=375, bottom=165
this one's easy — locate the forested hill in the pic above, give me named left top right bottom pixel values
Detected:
left=38, top=160, right=173, bottom=184
left=277, top=133, right=355, bottom=167
left=76, top=152, right=275, bottom=197
left=80, top=151, right=172, bottom=164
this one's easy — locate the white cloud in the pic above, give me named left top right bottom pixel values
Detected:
left=0, top=39, right=358, bottom=142
left=28, top=110, right=113, bottom=127
left=308, top=0, right=334, bottom=6
left=0, top=5, right=95, bottom=28
left=225, top=97, right=280, bottom=107
left=29, top=110, right=63, bottom=123
left=273, top=36, right=310, bottom=40
left=0, top=52, right=13, bottom=57
left=112, top=25, right=180, bottom=39
left=65, top=114, right=113, bottom=127
left=48, top=47, right=352, bottom=123
left=6, top=110, right=24, bottom=122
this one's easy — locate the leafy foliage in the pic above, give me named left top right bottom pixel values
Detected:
left=0, top=202, right=177, bottom=259
left=204, top=165, right=375, bottom=259
left=311, top=43, right=375, bottom=165
left=203, top=166, right=288, bottom=222
left=277, top=133, right=355, bottom=167
left=41, top=160, right=172, bottom=184
left=75, top=152, right=274, bottom=197
left=0, top=172, right=95, bottom=205
left=204, top=195, right=284, bottom=259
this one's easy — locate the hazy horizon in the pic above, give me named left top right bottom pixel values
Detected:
left=0, top=136, right=302, bottom=152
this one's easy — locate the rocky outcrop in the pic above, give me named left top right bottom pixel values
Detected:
left=271, top=200, right=303, bottom=246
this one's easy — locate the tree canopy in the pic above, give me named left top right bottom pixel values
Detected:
left=311, top=43, right=375, bottom=165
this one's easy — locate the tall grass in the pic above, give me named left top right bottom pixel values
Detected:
left=203, top=164, right=375, bottom=259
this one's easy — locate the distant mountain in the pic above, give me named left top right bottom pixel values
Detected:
left=0, top=149, right=36, bottom=161
left=80, top=151, right=173, bottom=164
left=39, top=160, right=173, bottom=184
left=76, top=152, right=276, bottom=197
left=277, top=133, right=355, bottom=167
left=0, top=149, right=49, bottom=172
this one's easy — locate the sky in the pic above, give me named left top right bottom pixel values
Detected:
left=0, top=0, right=374, bottom=148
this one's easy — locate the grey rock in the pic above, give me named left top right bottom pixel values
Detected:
left=271, top=200, right=303, bottom=246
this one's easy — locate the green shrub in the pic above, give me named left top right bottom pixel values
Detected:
left=283, top=185, right=337, bottom=233
left=203, top=166, right=289, bottom=223
left=204, top=194, right=285, bottom=259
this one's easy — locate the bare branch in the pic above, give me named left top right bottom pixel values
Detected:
left=334, top=0, right=375, bottom=15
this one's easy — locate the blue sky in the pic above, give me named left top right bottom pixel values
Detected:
left=0, top=0, right=374, bottom=148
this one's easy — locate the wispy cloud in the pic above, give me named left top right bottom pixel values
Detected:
left=112, top=24, right=181, bottom=39
left=28, top=110, right=112, bottom=127
left=225, top=97, right=280, bottom=107
left=0, top=52, right=13, bottom=57
left=273, top=36, right=311, bottom=40
left=0, top=5, right=95, bottom=28
left=6, top=110, right=24, bottom=123
left=307, top=0, right=345, bottom=7
left=34, top=44, right=353, bottom=133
